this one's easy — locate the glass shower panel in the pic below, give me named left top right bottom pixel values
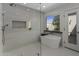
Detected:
left=2, top=3, right=41, bottom=56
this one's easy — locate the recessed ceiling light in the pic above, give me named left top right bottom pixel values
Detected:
left=42, top=5, right=46, bottom=8
left=24, top=3, right=27, bottom=4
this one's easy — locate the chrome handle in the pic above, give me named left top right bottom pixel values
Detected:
left=2, top=24, right=8, bottom=31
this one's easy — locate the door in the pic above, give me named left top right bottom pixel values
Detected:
left=64, top=9, right=79, bottom=51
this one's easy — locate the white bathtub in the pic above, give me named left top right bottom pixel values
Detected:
left=41, top=34, right=61, bottom=48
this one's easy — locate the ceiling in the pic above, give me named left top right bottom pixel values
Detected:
left=19, top=3, right=79, bottom=13
left=20, top=3, right=64, bottom=13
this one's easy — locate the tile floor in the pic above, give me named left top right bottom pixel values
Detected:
left=3, top=42, right=79, bottom=56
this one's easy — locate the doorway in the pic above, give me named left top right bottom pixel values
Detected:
left=68, top=13, right=77, bottom=45
left=64, top=10, right=79, bottom=51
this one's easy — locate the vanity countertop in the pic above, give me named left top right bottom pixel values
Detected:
left=41, top=31, right=62, bottom=36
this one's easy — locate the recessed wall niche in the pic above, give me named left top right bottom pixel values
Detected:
left=12, top=21, right=26, bottom=29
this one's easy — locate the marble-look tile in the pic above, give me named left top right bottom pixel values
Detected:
left=3, top=42, right=79, bottom=56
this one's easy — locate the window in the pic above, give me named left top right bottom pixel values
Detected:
left=47, top=15, right=60, bottom=31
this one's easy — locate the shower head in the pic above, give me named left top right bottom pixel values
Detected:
left=9, top=3, right=16, bottom=7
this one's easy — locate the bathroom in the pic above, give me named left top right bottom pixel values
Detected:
left=0, top=3, right=79, bottom=56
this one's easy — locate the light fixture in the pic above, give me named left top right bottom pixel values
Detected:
left=42, top=5, right=46, bottom=8
left=24, top=3, right=27, bottom=4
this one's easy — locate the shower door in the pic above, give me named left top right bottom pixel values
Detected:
left=64, top=9, right=79, bottom=51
